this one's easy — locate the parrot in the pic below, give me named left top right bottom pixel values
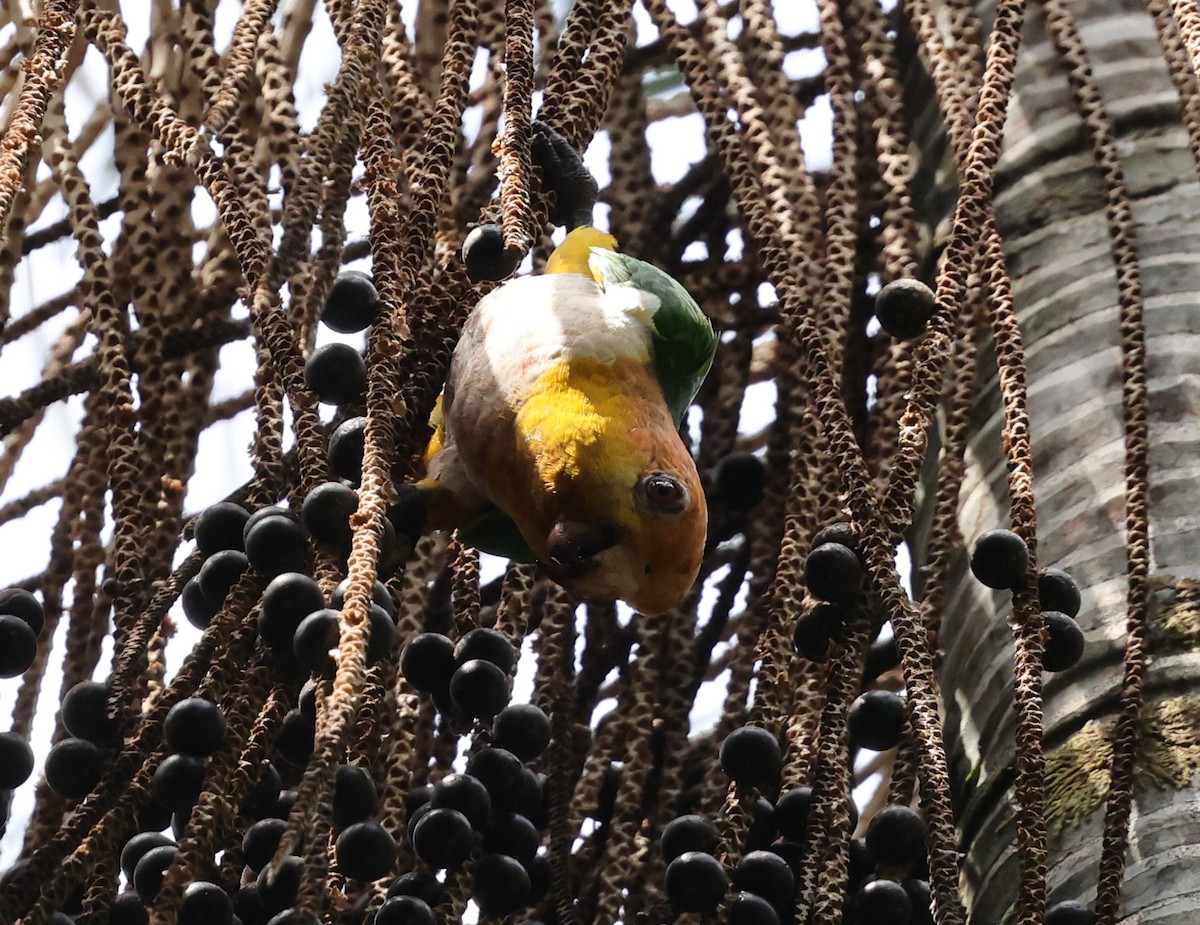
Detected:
left=412, top=225, right=717, bottom=616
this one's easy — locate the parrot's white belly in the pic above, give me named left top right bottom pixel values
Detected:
left=477, top=273, right=652, bottom=371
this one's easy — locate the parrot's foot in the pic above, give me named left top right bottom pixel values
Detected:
left=531, top=120, right=598, bottom=231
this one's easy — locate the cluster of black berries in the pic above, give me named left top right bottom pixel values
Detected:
left=0, top=586, right=44, bottom=679
left=241, top=818, right=303, bottom=924
left=182, top=501, right=305, bottom=629
left=659, top=803, right=935, bottom=924
left=309, top=273, right=429, bottom=552
left=792, top=600, right=848, bottom=664
left=40, top=678, right=123, bottom=801
left=264, top=572, right=398, bottom=678
left=332, top=765, right=399, bottom=883
left=401, top=627, right=517, bottom=722
left=849, top=805, right=932, bottom=925
left=301, top=481, right=404, bottom=571
left=103, top=762, right=300, bottom=925
left=792, top=599, right=901, bottom=697
left=399, top=704, right=552, bottom=919
left=121, top=830, right=228, bottom=921
left=2, top=738, right=296, bottom=924
left=149, top=767, right=309, bottom=923
left=0, top=588, right=46, bottom=798
left=660, top=724, right=940, bottom=925
left=970, top=530, right=1086, bottom=672
left=659, top=727, right=792, bottom=920
left=312, top=274, right=377, bottom=487
left=303, top=271, right=380, bottom=407
left=662, top=814, right=795, bottom=923
left=147, top=698, right=227, bottom=825
left=174, top=276, right=413, bottom=664
left=232, top=785, right=320, bottom=925
left=790, top=523, right=874, bottom=667
left=185, top=494, right=402, bottom=678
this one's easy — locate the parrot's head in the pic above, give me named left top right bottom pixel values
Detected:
left=537, top=419, right=707, bottom=616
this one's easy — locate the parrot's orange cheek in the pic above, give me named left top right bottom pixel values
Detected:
left=628, top=499, right=708, bottom=616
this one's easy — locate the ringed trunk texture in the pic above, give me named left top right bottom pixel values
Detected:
left=913, top=0, right=1200, bottom=922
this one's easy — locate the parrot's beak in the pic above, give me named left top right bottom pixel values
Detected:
left=543, top=520, right=617, bottom=580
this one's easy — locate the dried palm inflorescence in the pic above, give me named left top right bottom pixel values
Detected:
left=0, top=1, right=1192, bottom=925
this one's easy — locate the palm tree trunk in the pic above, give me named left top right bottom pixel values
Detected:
left=913, top=1, right=1200, bottom=922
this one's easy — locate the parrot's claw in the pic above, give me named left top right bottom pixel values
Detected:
left=531, top=120, right=598, bottom=231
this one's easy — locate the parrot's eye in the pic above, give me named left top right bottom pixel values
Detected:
left=638, top=473, right=688, bottom=515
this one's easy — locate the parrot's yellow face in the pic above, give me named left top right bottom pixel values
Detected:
left=497, top=356, right=707, bottom=616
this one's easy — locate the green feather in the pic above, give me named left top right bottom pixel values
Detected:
left=588, top=249, right=717, bottom=426
left=459, top=505, right=537, bottom=563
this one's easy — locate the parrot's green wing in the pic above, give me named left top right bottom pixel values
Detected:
left=414, top=473, right=537, bottom=563
left=588, top=249, right=718, bottom=427
left=459, top=506, right=538, bottom=563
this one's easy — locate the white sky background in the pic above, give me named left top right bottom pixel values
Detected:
left=0, top=0, right=908, bottom=870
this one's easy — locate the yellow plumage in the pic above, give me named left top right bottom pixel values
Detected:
left=506, top=357, right=649, bottom=530
left=545, top=226, right=618, bottom=277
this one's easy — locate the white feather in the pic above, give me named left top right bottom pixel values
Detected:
left=468, top=272, right=657, bottom=375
